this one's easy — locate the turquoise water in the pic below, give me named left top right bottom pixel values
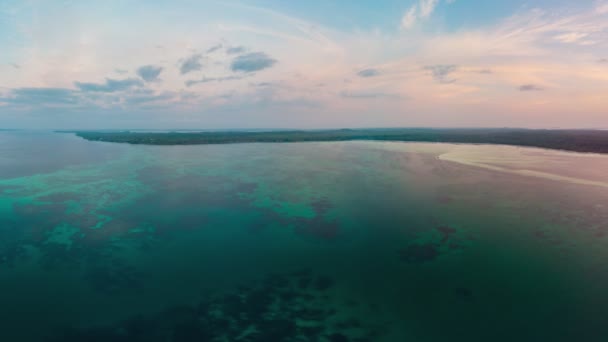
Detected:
left=1, top=131, right=608, bottom=341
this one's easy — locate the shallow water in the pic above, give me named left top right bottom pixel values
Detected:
left=1, top=131, right=608, bottom=341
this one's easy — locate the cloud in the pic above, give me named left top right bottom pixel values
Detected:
left=136, top=65, right=163, bottom=82
left=226, top=46, right=246, bottom=54
left=419, top=0, right=439, bottom=18
left=340, top=90, right=400, bottom=99
left=554, top=32, right=589, bottom=43
left=74, top=78, right=143, bottom=92
left=3, top=88, right=79, bottom=105
left=401, top=6, right=418, bottom=29
left=424, top=65, right=458, bottom=83
left=519, top=84, right=544, bottom=91
left=206, top=44, right=223, bottom=53
left=180, top=54, right=204, bottom=74
left=599, top=58, right=608, bottom=63
left=252, top=82, right=274, bottom=87
left=115, top=68, right=128, bottom=75
left=401, top=0, right=441, bottom=29
left=185, top=74, right=251, bottom=87
left=357, top=68, right=380, bottom=78
left=230, top=52, right=277, bottom=72
left=125, top=91, right=176, bottom=105
left=596, top=2, right=608, bottom=14
left=10, top=63, right=20, bottom=69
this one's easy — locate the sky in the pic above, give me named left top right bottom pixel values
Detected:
left=1, top=0, right=608, bottom=129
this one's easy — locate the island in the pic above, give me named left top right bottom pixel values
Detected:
left=66, top=128, right=608, bottom=154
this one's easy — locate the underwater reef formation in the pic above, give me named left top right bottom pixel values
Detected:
left=46, top=272, right=384, bottom=342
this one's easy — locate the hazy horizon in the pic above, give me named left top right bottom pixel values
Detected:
left=4, top=125, right=608, bottom=131
left=4, top=126, right=608, bottom=132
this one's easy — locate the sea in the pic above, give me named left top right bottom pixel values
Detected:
left=1, top=130, right=608, bottom=341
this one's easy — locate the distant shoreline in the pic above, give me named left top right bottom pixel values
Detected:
left=63, top=128, right=608, bottom=154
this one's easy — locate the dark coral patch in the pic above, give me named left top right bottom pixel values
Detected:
left=334, top=318, right=362, bottom=330
left=437, top=225, right=457, bottom=244
left=13, top=202, right=68, bottom=242
left=454, top=287, right=474, bottom=301
left=0, top=184, right=19, bottom=193
left=38, top=192, right=80, bottom=203
left=80, top=219, right=137, bottom=245
left=295, top=221, right=341, bottom=240
left=292, top=198, right=341, bottom=240
left=311, top=197, right=332, bottom=216
left=0, top=243, right=27, bottom=267
left=46, top=271, right=381, bottom=342
left=314, top=275, right=335, bottom=291
left=298, top=276, right=313, bottom=289
left=436, top=195, right=453, bottom=204
left=328, top=332, right=350, bottom=342
left=399, top=243, right=440, bottom=263
left=264, top=273, right=290, bottom=289
left=84, top=263, right=143, bottom=294
left=235, top=182, right=258, bottom=194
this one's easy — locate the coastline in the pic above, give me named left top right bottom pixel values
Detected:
left=66, top=128, right=608, bottom=154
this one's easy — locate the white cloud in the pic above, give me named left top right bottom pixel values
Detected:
left=554, top=32, right=589, bottom=43
left=419, top=0, right=439, bottom=19
left=401, top=6, right=418, bottom=29
left=400, top=0, right=446, bottom=30
left=596, top=1, right=608, bottom=14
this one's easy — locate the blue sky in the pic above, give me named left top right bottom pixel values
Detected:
left=1, top=0, right=608, bottom=129
left=237, top=0, right=577, bottom=31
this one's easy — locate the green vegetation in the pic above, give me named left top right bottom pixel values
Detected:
left=70, top=128, right=608, bottom=153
